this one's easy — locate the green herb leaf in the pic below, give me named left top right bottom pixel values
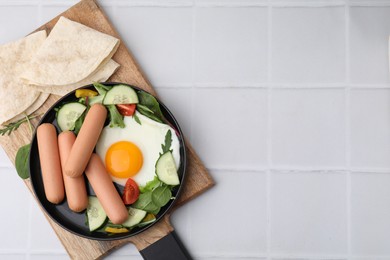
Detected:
left=137, top=91, right=164, bottom=123
left=107, top=105, right=125, bottom=128
left=161, top=130, right=172, bottom=154
left=15, top=144, right=30, bottom=179
left=139, top=176, right=161, bottom=193
left=136, top=104, right=154, bottom=114
left=0, top=114, right=40, bottom=136
left=133, top=113, right=141, bottom=125
left=132, top=192, right=160, bottom=213
left=73, top=107, right=88, bottom=135
left=93, top=82, right=111, bottom=95
left=152, top=185, right=172, bottom=207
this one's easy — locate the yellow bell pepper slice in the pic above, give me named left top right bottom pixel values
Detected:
left=75, top=89, right=98, bottom=98
left=104, top=227, right=129, bottom=234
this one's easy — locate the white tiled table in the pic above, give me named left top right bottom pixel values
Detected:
left=1, top=0, right=390, bottom=259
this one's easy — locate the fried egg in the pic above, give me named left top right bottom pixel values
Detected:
left=95, top=112, right=180, bottom=187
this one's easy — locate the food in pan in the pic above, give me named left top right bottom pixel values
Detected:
left=58, top=131, right=88, bottom=212
left=95, top=111, right=180, bottom=187
left=36, top=83, right=181, bottom=233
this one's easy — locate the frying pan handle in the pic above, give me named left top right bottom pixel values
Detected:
left=139, top=230, right=192, bottom=260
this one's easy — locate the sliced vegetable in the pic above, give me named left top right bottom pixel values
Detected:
left=122, top=207, right=147, bottom=228
left=89, top=95, right=105, bottom=106
left=137, top=213, right=156, bottom=228
left=105, top=226, right=129, bottom=233
left=87, top=196, right=107, bottom=232
left=56, top=102, right=87, bottom=131
left=75, top=89, right=98, bottom=98
left=156, top=151, right=179, bottom=186
left=103, top=85, right=139, bottom=105
left=117, top=104, right=136, bottom=116
left=122, top=178, right=140, bottom=205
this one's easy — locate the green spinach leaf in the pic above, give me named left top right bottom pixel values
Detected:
left=132, top=192, right=160, bottom=213
left=152, top=185, right=172, bottom=207
left=107, top=105, right=125, bottom=128
left=139, top=176, right=161, bottom=193
left=15, top=144, right=30, bottom=179
left=137, top=91, right=164, bottom=123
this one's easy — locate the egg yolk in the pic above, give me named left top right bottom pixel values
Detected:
left=105, top=141, right=143, bottom=179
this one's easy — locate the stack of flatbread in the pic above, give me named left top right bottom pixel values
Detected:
left=0, top=16, right=120, bottom=125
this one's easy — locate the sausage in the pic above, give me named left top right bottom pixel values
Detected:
left=85, top=154, right=128, bottom=224
left=64, top=104, right=107, bottom=178
left=37, top=123, right=64, bottom=204
left=58, top=131, right=88, bottom=212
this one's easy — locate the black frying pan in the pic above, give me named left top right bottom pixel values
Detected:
left=29, top=82, right=191, bottom=259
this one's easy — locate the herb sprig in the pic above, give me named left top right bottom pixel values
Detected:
left=0, top=114, right=41, bottom=136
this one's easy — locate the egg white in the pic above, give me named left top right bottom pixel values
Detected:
left=95, top=112, right=181, bottom=187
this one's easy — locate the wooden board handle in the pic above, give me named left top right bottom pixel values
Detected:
left=140, top=230, right=192, bottom=260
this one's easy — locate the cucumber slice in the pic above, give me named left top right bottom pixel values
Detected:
left=56, top=102, right=86, bottom=131
left=103, top=85, right=139, bottom=105
left=89, top=94, right=105, bottom=105
left=156, top=152, right=180, bottom=186
left=86, top=196, right=107, bottom=232
left=122, top=207, right=147, bottom=228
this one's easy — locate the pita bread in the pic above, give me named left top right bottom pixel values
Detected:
left=6, top=92, right=49, bottom=123
left=0, top=30, right=47, bottom=125
left=21, top=16, right=120, bottom=86
left=27, top=59, right=120, bottom=96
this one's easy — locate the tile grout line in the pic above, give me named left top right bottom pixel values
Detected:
left=266, top=1, right=273, bottom=259
left=187, top=0, right=196, bottom=248
left=345, top=0, right=352, bottom=258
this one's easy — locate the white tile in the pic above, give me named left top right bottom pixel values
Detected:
left=350, top=89, right=390, bottom=168
left=0, top=6, right=39, bottom=44
left=105, top=243, right=141, bottom=258
left=272, top=7, right=345, bottom=83
left=112, top=7, right=192, bottom=86
left=0, top=255, right=25, bottom=260
left=350, top=7, right=390, bottom=84
left=0, top=147, right=13, bottom=167
left=0, top=168, right=30, bottom=250
left=30, top=255, right=68, bottom=260
left=154, top=87, right=192, bottom=141
left=30, top=203, right=66, bottom=253
left=188, top=170, right=267, bottom=255
left=41, top=5, right=71, bottom=25
left=271, top=89, right=346, bottom=167
left=351, top=172, right=390, bottom=254
left=170, top=205, right=191, bottom=250
left=191, top=88, right=268, bottom=169
left=270, top=171, right=348, bottom=254
left=194, top=7, right=268, bottom=84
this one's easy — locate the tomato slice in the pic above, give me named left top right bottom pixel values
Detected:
left=122, top=178, right=140, bottom=205
left=116, top=104, right=136, bottom=116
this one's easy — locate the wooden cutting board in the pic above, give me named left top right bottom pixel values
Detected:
left=0, top=0, right=214, bottom=259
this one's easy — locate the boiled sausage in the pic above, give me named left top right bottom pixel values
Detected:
left=37, top=123, right=64, bottom=204
left=58, top=131, right=88, bottom=212
left=64, top=104, right=107, bottom=178
left=85, top=153, right=128, bottom=224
